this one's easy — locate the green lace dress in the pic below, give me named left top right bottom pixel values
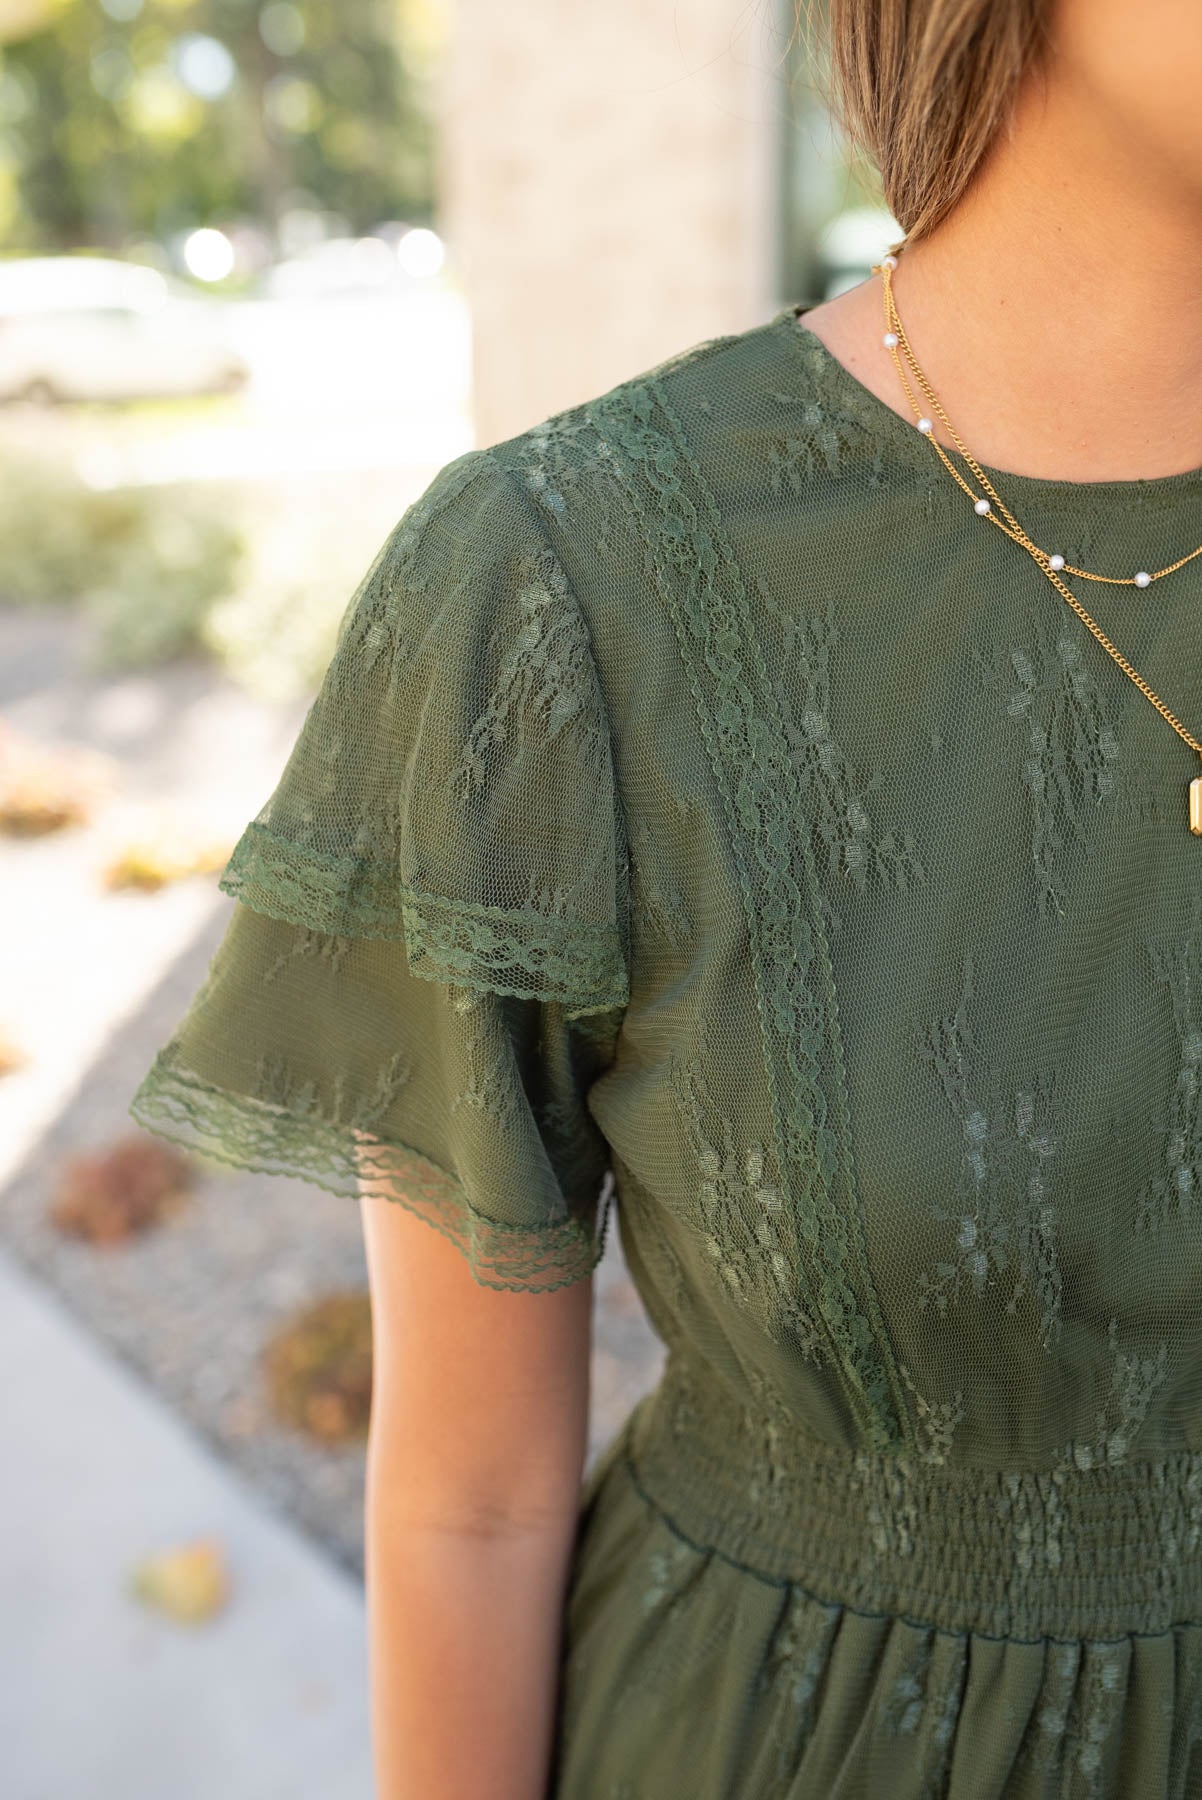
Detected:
left=129, top=303, right=1202, bottom=1798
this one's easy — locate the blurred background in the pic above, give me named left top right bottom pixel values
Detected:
left=0, top=1, right=898, bottom=1794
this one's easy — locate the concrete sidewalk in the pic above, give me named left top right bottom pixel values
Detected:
left=0, top=1245, right=374, bottom=1800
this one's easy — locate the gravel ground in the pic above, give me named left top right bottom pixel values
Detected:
left=0, top=587, right=665, bottom=1582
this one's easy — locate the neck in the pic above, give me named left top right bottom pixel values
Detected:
left=890, top=68, right=1202, bottom=482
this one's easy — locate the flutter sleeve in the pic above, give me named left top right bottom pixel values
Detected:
left=127, top=448, right=631, bottom=1292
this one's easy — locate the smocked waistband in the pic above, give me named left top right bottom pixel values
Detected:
left=623, top=1359, right=1202, bottom=1642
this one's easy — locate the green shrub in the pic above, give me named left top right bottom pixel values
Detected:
left=0, top=453, right=245, bottom=670
left=0, top=450, right=422, bottom=700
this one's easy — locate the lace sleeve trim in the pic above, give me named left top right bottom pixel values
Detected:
left=128, top=1043, right=615, bottom=1293
left=218, top=820, right=630, bottom=1019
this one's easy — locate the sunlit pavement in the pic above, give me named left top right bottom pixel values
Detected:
left=0, top=1245, right=374, bottom=1800
left=0, top=607, right=311, bottom=1193
left=0, top=610, right=375, bottom=1799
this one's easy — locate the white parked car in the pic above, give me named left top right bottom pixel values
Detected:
left=0, top=256, right=249, bottom=403
left=258, top=237, right=421, bottom=302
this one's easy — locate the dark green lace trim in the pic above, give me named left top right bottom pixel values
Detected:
left=128, top=1044, right=613, bottom=1293
left=218, top=820, right=630, bottom=1020
left=586, top=372, right=912, bottom=1454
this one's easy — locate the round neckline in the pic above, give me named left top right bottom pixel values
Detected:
left=774, top=302, right=1202, bottom=512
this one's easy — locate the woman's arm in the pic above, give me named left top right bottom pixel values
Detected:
left=360, top=1189, right=594, bottom=1800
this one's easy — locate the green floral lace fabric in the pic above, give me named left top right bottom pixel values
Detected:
left=130, top=306, right=1202, bottom=1797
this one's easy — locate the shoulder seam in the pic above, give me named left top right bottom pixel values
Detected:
left=477, top=440, right=614, bottom=715
left=477, top=445, right=633, bottom=987
left=390, top=446, right=499, bottom=571
left=586, top=327, right=749, bottom=412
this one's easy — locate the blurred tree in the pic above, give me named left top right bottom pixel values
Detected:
left=0, top=0, right=442, bottom=252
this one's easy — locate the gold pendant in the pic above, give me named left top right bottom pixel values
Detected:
left=1191, top=775, right=1202, bottom=835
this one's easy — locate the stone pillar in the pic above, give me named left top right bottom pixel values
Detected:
left=440, top=0, right=784, bottom=445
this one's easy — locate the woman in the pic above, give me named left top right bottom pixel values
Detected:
left=129, top=0, right=1202, bottom=1792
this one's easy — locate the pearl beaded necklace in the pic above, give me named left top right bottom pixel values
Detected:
left=872, top=248, right=1202, bottom=833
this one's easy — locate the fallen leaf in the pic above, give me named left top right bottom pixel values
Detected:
left=0, top=1025, right=29, bottom=1077
left=50, top=1134, right=191, bottom=1245
left=129, top=1535, right=230, bottom=1623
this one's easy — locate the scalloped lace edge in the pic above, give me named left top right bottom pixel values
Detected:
left=217, top=821, right=630, bottom=1020
left=128, top=1050, right=613, bottom=1294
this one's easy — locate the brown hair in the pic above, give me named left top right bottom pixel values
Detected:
left=802, top=0, right=1050, bottom=244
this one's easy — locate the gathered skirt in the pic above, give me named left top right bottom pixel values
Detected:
left=550, top=1367, right=1202, bottom=1799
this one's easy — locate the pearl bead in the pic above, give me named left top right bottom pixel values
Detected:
left=916, top=417, right=933, bottom=434
left=882, top=254, right=899, bottom=269
left=1048, top=553, right=1065, bottom=571
left=882, top=331, right=899, bottom=348
left=1134, top=570, right=1152, bottom=587
left=974, top=498, right=991, bottom=515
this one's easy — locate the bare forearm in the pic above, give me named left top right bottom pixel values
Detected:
left=358, top=1192, right=594, bottom=1798
left=365, top=1488, right=580, bottom=1800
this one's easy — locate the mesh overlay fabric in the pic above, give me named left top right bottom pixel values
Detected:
left=130, top=306, right=1202, bottom=1798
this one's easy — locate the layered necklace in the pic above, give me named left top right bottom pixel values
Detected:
left=872, top=249, right=1202, bottom=835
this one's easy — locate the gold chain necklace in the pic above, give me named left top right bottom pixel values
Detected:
left=870, top=250, right=1202, bottom=835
